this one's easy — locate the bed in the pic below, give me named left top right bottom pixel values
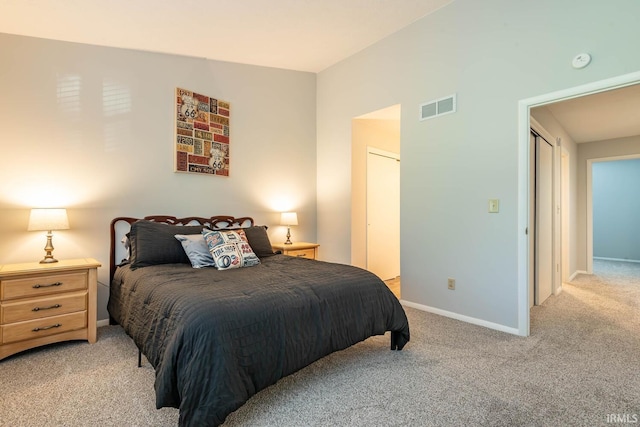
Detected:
left=107, top=215, right=410, bottom=426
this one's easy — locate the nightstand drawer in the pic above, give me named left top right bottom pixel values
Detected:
left=1, top=271, right=87, bottom=301
left=287, top=248, right=316, bottom=259
left=2, top=311, right=87, bottom=344
left=1, top=291, right=87, bottom=323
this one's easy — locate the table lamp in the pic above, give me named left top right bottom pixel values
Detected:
left=280, top=212, right=298, bottom=245
left=28, top=208, right=69, bottom=263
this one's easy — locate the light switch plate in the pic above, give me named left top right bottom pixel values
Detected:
left=488, top=199, right=499, bottom=213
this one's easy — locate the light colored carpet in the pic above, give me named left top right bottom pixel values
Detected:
left=1, top=259, right=638, bottom=426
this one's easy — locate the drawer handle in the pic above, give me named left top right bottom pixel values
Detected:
left=32, top=304, right=61, bottom=312
left=32, top=282, right=63, bottom=289
left=32, top=323, right=62, bottom=332
left=296, top=254, right=306, bottom=257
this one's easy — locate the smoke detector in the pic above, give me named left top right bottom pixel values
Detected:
left=572, top=53, right=591, bottom=69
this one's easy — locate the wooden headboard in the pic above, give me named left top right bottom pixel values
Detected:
left=109, top=215, right=254, bottom=283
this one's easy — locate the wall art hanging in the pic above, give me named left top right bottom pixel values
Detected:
left=175, top=87, right=230, bottom=176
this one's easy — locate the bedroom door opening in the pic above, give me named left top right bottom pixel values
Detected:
left=588, top=155, right=640, bottom=271
left=367, top=148, right=400, bottom=281
left=518, top=71, right=640, bottom=336
left=351, top=105, right=401, bottom=297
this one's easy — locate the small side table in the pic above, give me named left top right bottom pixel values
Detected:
left=0, top=258, right=101, bottom=360
left=272, top=242, right=319, bottom=260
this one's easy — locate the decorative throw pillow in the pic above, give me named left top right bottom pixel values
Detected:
left=202, top=229, right=261, bottom=270
left=175, top=234, right=216, bottom=268
left=129, top=220, right=204, bottom=269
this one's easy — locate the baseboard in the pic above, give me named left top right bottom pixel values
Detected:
left=97, top=319, right=110, bottom=328
left=594, top=256, right=640, bottom=264
left=399, top=300, right=521, bottom=336
left=569, top=270, right=588, bottom=281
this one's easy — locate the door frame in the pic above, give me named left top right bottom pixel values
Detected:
left=517, top=70, right=640, bottom=336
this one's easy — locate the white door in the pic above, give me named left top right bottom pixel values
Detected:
left=366, top=149, right=400, bottom=280
left=529, top=132, right=535, bottom=308
left=561, top=149, right=570, bottom=283
left=535, top=135, right=553, bottom=305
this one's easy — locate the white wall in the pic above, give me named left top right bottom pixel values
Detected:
left=317, top=0, right=640, bottom=330
left=0, top=33, right=317, bottom=321
left=593, top=158, right=640, bottom=262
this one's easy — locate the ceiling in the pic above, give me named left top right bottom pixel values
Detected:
left=536, top=84, right=640, bottom=144
left=0, top=0, right=452, bottom=73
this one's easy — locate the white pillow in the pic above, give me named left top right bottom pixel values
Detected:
left=120, top=235, right=131, bottom=261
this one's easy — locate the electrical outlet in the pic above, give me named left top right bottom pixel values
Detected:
left=447, top=278, right=455, bottom=290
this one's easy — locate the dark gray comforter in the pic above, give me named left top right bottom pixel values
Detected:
left=107, top=255, right=410, bottom=426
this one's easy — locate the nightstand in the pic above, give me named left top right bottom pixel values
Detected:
left=0, top=258, right=101, bottom=360
left=272, top=242, right=319, bottom=260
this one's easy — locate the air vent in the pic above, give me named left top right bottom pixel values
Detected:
left=419, top=94, right=457, bottom=121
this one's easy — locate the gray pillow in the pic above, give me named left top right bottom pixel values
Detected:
left=243, top=226, right=276, bottom=258
left=175, top=234, right=216, bottom=268
left=129, top=220, right=204, bottom=269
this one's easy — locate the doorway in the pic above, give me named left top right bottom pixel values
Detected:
left=517, top=70, right=640, bottom=336
left=588, top=155, right=640, bottom=270
left=350, top=104, right=401, bottom=297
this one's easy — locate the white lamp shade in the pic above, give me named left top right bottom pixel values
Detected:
left=280, top=212, right=298, bottom=226
left=28, top=208, right=70, bottom=231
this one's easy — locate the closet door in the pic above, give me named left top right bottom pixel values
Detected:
left=535, top=134, right=553, bottom=305
left=367, top=149, right=400, bottom=281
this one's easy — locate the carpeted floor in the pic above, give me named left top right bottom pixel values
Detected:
left=0, top=259, right=638, bottom=426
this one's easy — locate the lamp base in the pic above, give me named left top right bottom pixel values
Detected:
left=39, top=231, right=59, bottom=263
left=284, top=227, right=293, bottom=245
